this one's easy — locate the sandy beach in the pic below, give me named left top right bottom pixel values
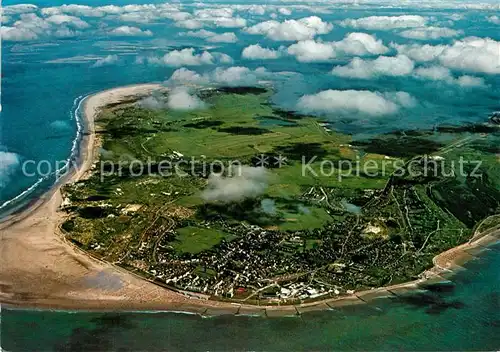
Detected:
left=1, top=84, right=498, bottom=316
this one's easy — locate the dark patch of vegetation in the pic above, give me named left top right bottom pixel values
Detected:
left=85, top=195, right=110, bottom=201
left=274, top=142, right=330, bottom=161
left=77, top=206, right=115, bottom=219
left=271, top=108, right=308, bottom=120
left=436, top=124, right=499, bottom=134
left=216, top=87, right=268, bottom=95
left=184, top=120, right=223, bottom=129
left=103, top=98, right=139, bottom=109
left=352, top=137, right=443, bottom=158
left=470, top=141, right=500, bottom=154
left=61, top=219, right=75, bottom=232
left=98, top=126, right=158, bottom=138
left=429, top=173, right=500, bottom=228
left=390, top=129, right=434, bottom=137
left=196, top=199, right=283, bottom=227
left=219, top=126, right=270, bottom=135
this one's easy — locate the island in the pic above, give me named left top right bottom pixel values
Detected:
left=1, top=84, right=499, bottom=315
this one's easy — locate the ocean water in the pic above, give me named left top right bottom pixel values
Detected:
left=1, top=0, right=499, bottom=350
left=1, top=243, right=499, bottom=351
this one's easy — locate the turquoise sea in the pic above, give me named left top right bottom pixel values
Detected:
left=1, top=0, right=499, bottom=350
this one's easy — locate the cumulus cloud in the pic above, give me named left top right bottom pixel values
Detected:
left=1, top=26, right=38, bottom=41
left=1, top=12, right=92, bottom=41
left=160, top=48, right=231, bottom=67
left=278, top=8, right=292, bottom=16
left=332, top=32, right=389, bottom=56
left=391, top=42, right=447, bottom=62
left=341, top=15, right=427, bottom=30
left=3, top=4, right=38, bottom=15
left=184, top=29, right=238, bottom=43
left=414, top=65, right=453, bottom=80
left=394, top=37, right=500, bottom=74
left=207, top=32, right=238, bottom=43
left=212, top=17, right=247, bottom=28
left=45, top=14, right=89, bottom=29
left=414, top=65, right=486, bottom=87
left=244, top=16, right=333, bottom=41
left=297, top=90, right=416, bottom=116
left=167, top=87, right=207, bottom=111
left=92, top=55, right=119, bottom=67
left=456, top=75, right=486, bottom=87
left=438, top=37, right=500, bottom=74
left=287, top=40, right=336, bottom=62
left=137, top=94, right=168, bottom=110
left=175, top=19, right=204, bottom=29
left=287, top=33, right=388, bottom=62
left=487, top=15, right=500, bottom=25
left=109, top=26, right=152, bottom=37
left=331, top=55, right=415, bottom=79
left=166, top=67, right=268, bottom=87
left=202, top=166, right=269, bottom=203
left=41, top=4, right=107, bottom=17
left=0, top=151, right=21, bottom=188
left=399, top=26, right=462, bottom=40
left=242, top=44, right=282, bottom=60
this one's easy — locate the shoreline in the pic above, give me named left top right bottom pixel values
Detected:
left=1, top=84, right=499, bottom=316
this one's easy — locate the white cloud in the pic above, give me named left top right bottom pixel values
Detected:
left=242, top=44, right=281, bottom=60
left=456, top=75, right=486, bottom=87
left=3, top=4, right=38, bottom=15
left=341, top=15, right=427, bottom=30
left=202, top=166, right=269, bottom=203
left=166, top=67, right=267, bottom=87
left=0, top=151, right=21, bottom=189
left=395, top=37, right=500, bottom=74
left=41, top=4, right=106, bottom=17
left=1, top=26, right=38, bottom=41
left=245, top=16, right=333, bottom=41
left=399, top=26, right=462, bottom=40
left=184, top=29, right=238, bottom=42
left=184, top=29, right=216, bottom=38
left=167, top=87, right=207, bottom=111
left=438, top=37, right=500, bottom=74
left=194, top=8, right=234, bottom=19
left=297, top=89, right=416, bottom=116
left=391, top=43, right=447, bottom=62
left=287, top=33, right=388, bottom=62
left=92, top=55, right=119, bottom=67
left=109, top=26, right=152, bottom=37
left=175, top=19, right=204, bottom=29
left=162, top=48, right=216, bottom=66
left=332, top=55, right=414, bottom=79
left=137, top=95, right=167, bottom=110
left=207, top=32, right=238, bottom=43
left=332, top=32, right=389, bottom=56
left=45, top=14, right=89, bottom=29
left=414, top=65, right=486, bottom=87
left=414, top=65, right=453, bottom=80
left=278, top=8, right=292, bottom=16
left=212, top=17, right=247, bottom=28
left=487, top=15, right=500, bottom=25
left=287, top=40, right=336, bottom=62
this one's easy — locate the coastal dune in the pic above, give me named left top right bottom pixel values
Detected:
left=0, top=84, right=498, bottom=314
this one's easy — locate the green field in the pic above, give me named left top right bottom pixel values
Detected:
left=60, top=86, right=500, bottom=298
left=173, top=226, right=236, bottom=254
